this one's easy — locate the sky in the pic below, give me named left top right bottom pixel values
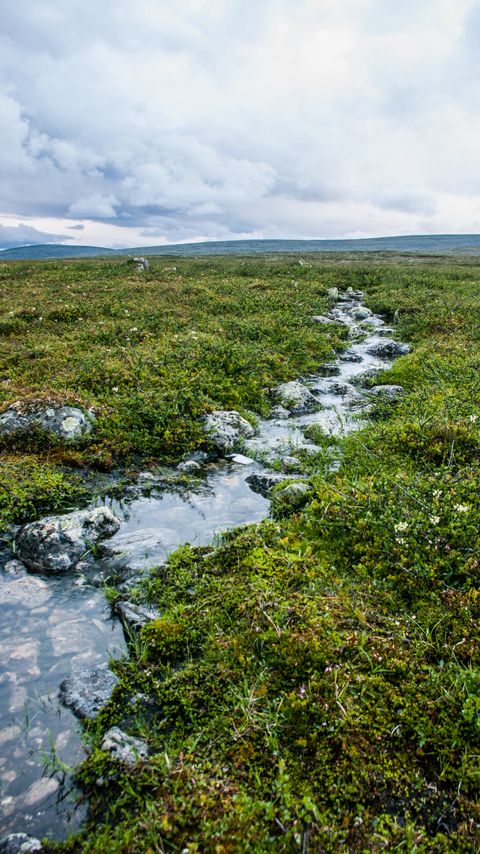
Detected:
left=1, top=0, right=479, bottom=249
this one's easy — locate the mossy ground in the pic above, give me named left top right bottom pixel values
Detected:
left=3, top=254, right=480, bottom=851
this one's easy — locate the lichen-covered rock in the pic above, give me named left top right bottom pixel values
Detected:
left=0, top=402, right=95, bottom=441
left=101, top=727, right=148, bottom=766
left=327, top=287, right=339, bottom=299
left=59, top=665, right=119, bottom=720
left=273, top=381, right=320, bottom=414
left=15, top=506, right=121, bottom=574
left=0, top=835, right=42, bottom=853
left=369, top=384, right=404, bottom=399
left=366, top=340, right=410, bottom=358
left=128, top=256, right=149, bottom=271
left=202, top=410, right=255, bottom=454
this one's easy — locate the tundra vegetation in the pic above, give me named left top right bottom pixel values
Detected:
left=1, top=254, right=480, bottom=852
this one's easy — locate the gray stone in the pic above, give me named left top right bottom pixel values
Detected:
left=246, top=472, right=286, bottom=496
left=0, top=402, right=94, bottom=442
left=227, top=453, right=255, bottom=465
left=202, top=410, right=255, bottom=454
left=366, top=340, right=410, bottom=359
left=101, top=726, right=148, bottom=766
left=270, top=405, right=290, bottom=420
left=351, top=307, right=373, bottom=321
left=280, top=456, right=304, bottom=473
left=132, top=256, right=149, bottom=271
left=100, top=527, right=172, bottom=572
left=177, top=460, right=201, bottom=474
left=59, top=665, right=119, bottom=720
left=369, top=384, right=404, bottom=399
left=311, top=315, right=335, bottom=325
left=327, top=287, right=339, bottom=299
left=317, top=363, right=341, bottom=377
left=0, top=835, right=42, bottom=853
left=3, top=559, right=27, bottom=576
left=339, top=350, right=363, bottom=363
left=15, top=506, right=121, bottom=574
left=115, top=601, right=160, bottom=634
left=273, top=381, right=320, bottom=414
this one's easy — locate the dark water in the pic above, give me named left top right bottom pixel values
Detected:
left=0, top=295, right=404, bottom=840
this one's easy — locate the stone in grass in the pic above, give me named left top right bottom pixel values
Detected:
left=272, top=482, right=310, bottom=516
left=101, top=726, right=148, bottom=767
left=59, top=665, right=119, bottom=720
left=15, top=506, right=121, bottom=574
left=202, top=410, right=255, bottom=454
left=0, top=402, right=95, bottom=442
left=327, top=287, right=339, bottom=299
left=351, top=306, right=373, bottom=321
left=366, top=340, right=410, bottom=359
left=369, top=384, right=404, bottom=399
left=311, top=315, right=336, bottom=325
left=115, top=601, right=160, bottom=635
left=0, top=835, right=42, bottom=853
left=273, top=381, right=320, bottom=415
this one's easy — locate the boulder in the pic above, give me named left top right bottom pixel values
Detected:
left=202, top=410, right=255, bottom=454
left=130, top=256, right=150, bottom=271
left=59, top=665, right=119, bottom=720
left=327, top=287, right=339, bottom=299
left=16, top=506, right=121, bottom=574
left=0, top=836, right=42, bottom=854
left=101, top=727, right=148, bottom=766
left=317, top=363, right=341, bottom=377
left=272, top=482, right=310, bottom=516
left=366, top=340, right=410, bottom=359
left=0, top=403, right=94, bottom=442
left=273, top=381, right=320, bottom=414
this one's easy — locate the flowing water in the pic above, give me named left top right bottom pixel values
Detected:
left=0, top=294, right=404, bottom=841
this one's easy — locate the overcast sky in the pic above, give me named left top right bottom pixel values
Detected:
left=1, top=0, right=479, bottom=248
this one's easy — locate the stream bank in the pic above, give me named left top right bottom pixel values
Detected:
left=0, top=289, right=408, bottom=845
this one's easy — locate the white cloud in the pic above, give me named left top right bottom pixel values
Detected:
left=0, top=0, right=479, bottom=247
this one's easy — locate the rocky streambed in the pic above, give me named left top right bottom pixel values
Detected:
left=0, top=289, right=409, bottom=848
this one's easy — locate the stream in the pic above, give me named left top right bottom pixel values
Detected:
left=0, top=291, right=406, bottom=842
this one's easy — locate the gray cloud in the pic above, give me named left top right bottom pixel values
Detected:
left=0, top=0, right=479, bottom=246
left=0, top=223, right=72, bottom=248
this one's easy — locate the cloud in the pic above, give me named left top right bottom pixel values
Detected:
left=0, top=222, right=72, bottom=249
left=0, top=0, right=479, bottom=245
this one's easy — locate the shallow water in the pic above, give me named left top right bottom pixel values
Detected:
left=0, top=295, right=403, bottom=840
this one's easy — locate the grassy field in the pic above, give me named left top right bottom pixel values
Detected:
left=2, top=254, right=480, bottom=851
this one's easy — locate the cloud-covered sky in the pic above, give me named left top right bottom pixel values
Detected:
left=1, top=0, right=479, bottom=248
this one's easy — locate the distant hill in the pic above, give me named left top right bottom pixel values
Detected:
left=0, top=244, right=116, bottom=260
left=2, top=234, right=480, bottom=261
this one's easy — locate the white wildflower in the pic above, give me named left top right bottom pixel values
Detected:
left=394, top=521, right=408, bottom=532
left=454, top=504, right=469, bottom=513
left=469, top=415, right=478, bottom=423
left=433, top=489, right=442, bottom=499
left=430, top=515, right=440, bottom=525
